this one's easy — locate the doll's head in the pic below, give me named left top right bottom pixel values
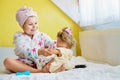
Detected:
left=16, top=6, right=38, bottom=28
left=57, top=27, right=76, bottom=49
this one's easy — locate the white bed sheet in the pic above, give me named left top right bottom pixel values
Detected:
left=0, top=56, right=120, bottom=80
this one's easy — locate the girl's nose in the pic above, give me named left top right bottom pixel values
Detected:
left=33, top=24, right=36, bottom=28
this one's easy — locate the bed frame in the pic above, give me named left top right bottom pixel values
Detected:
left=80, top=28, right=120, bottom=66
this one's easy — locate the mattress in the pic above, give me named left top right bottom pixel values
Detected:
left=0, top=56, right=120, bottom=80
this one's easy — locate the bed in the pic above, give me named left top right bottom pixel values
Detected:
left=0, top=56, right=120, bottom=80
left=0, top=28, right=120, bottom=80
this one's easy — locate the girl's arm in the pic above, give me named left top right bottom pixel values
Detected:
left=37, top=32, right=57, bottom=56
left=13, top=32, right=38, bottom=60
left=43, top=33, right=57, bottom=49
left=38, top=48, right=52, bottom=56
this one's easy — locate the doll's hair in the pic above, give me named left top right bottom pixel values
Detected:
left=57, top=27, right=76, bottom=48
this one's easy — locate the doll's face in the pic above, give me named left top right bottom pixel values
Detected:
left=56, top=37, right=69, bottom=48
left=23, top=16, right=38, bottom=38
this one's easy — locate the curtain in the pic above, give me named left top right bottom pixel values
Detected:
left=79, top=0, right=120, bottom=27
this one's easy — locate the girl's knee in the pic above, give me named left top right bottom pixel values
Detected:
left=4, top=58, right=12, bottom=65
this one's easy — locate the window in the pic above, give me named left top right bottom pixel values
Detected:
left=51, top=0, right=120, bottom=30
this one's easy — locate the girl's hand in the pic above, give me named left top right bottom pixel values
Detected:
left=48, top=49, right=61, bottom=57
left=38, top=49, right=52, bottom=56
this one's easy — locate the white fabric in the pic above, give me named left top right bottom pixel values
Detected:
left=0, top=56, right=120, bottom=80
left=14, top=31, right=56, bottom=66
left=49, top=47, right=74, bottom=72
left=79, top=0, right=120, bottom=27
left=35, top=47, right=74, bottom=71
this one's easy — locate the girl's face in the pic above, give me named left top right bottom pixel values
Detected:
left=23, top=16, right=38, bottom=38
left=56, top=37, right=69, bottom=48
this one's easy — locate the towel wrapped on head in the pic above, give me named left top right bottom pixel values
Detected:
left=16, top=6, right=38, bottom=28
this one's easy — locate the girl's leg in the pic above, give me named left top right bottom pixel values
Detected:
left=53, top=64, right=65, bottom=73
left=4, top=58, right=65, bottom=73
left=4, top=58, right=42, bottom=73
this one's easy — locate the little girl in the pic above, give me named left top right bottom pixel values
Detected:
left=35, top=27, right=76, bottom=72
left=4, top=6, right=64, bottom=73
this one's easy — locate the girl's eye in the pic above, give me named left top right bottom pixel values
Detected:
left=29, top=23, right=32, bottom=25
left=35, top=22, right=37, bottom=24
